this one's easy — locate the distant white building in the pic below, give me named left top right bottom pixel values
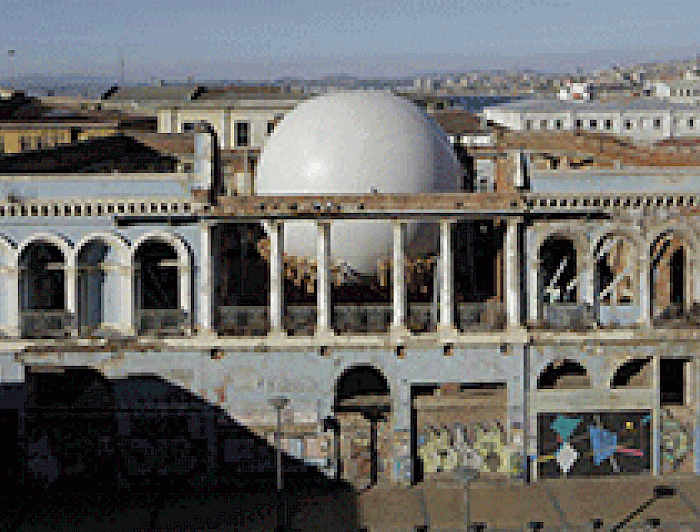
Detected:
left=558, top=81, right=593, bottom=101
left=643, top=70, right=700, bottom=104
left=483, top=98, right=700, bottom=143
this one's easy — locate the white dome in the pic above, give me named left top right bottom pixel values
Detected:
left=255, top=90, right=462, bottom=274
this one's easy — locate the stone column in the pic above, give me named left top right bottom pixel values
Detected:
left=317, top=222, right=332, bottom=336
left=120, top=258, right=135, bottom=336
left=65, top=259, right=78, bottom=335
left=438, top=220, right=456, bottom=335
left=198, top=221, right=216, bottom=336
left=639, top=253, right=651, bottom=327
left=391, top=221, right=408, bottom=337
left=5, top=263, right=20, bottom=337
left=180, top=249, right=193, bottom=334
left=505, top=217, right=522, bottom=329
left=652, top=354, right=661, bottom=476
left=579, top=254, right=595, bottom=307
left=526, top=230, right=539, bottom=326
left=268, top=221, right=285, bottom=336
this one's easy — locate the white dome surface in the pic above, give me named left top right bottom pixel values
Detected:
left=255, top=90, right=462, bottom=274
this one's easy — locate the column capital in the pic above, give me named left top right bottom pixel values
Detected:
left=199, top=219, right=218, bottom=229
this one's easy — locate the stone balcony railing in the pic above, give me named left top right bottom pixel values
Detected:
left=525, top=192, right=700, bottom=212
left=0, top=197, right=193, bottom=219
left=137, top=309, right=190, bottom=336
left=457, top=301, right=506, bottom=332
left=542, top=303, right=597, bottom=330
left=217, top=306, right=270, bottom=336
left=652, top=304, right=700, bottom=328
left=215, top=302, right=507, bottom=337
left=21, top=310, right=75, bottom=339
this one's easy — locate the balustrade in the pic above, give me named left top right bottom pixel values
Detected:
left=217, top=306, right=269, bottom=336
left=137, top=309, right=190, bottom=336
left=21, top=311, right=75, bottom=339
left=456, top=301, right=506, bottom=332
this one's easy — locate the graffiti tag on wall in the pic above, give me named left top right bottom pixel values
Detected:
left=416, top=421, right=524, bottom=478
left=538, top=411, right=650, bottom=478
left=661, top=408, right=692, bottom=473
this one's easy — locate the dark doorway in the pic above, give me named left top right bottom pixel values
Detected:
left=333, top=365, right=391, bottom=489
left=670, top=248, right=684, bottom=307
left=135, top=241, right=179, bottom=310
left=660, top=358, right=686, bottom=406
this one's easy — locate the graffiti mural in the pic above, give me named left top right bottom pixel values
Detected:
left=538, top=411, right=651, bottom=478
left=416, top=421, right=523, bottom=479
left=661, top=408, right=693, bottom=473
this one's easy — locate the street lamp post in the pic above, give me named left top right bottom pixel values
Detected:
left=269, top=395, right=289, bottom=532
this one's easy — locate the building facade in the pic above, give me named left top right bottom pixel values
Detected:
left=2, top=97, right=700, bottom=495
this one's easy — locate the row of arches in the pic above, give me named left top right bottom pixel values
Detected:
left=537, top=357, right=656, bottom=390
left=0, top=232, right=191, bottom=337
left=536, top=226, right=696, bottom=325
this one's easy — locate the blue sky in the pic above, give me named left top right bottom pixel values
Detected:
left=2, top=0, right=700, bottom=80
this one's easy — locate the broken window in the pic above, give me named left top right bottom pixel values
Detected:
left=595, top=236, right=636, bottom=307
left=540, top=236, right=577, bottom=304
left=651, top=233, right=686, bottom=320
left=611, top=357, right=651, bottom=388
left=537, top=359, right=590, bottom=389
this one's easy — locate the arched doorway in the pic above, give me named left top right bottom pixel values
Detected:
left=19, top=241, right=68, bottom=338
left=77, top=240, right=124, bottom=335
left=333, top=365, right=391, bottom=489
left=134, top=240, right=184, bottom=335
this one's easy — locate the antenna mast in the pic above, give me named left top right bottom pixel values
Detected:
left=119, top=47, right=125, bottom=86
left=7, top=49, right=15, bottom=85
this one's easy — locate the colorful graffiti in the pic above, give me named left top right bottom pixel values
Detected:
left=538, top=411, right=650, bottom=478
left=416, top=421, right=524, bottom=478
left=661, top=408, right=692, bottom=473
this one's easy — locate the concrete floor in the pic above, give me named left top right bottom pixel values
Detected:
left=358, top=476, right=700, bottom=531
left=7, top=475, right=700, bottom=531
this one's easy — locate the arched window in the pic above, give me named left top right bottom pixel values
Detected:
left=651, top=232, right=688, bottom=321
left=611, top=357, right=651, bottom=388
left=334, top=364, right=391, bottom=413
left=537, top=359, right=590, bottom=389
left=19, top=241, right=68, bottom=337
left=540, top=236, right=577, bottom=305
left=134, top=239, right=185, bottom=334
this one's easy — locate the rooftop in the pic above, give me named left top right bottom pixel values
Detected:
left=485, top=98, right=700, bottom=113
left=430, top=110, right=484, bottom=135
left=102, top=85, right=204, bottom=102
